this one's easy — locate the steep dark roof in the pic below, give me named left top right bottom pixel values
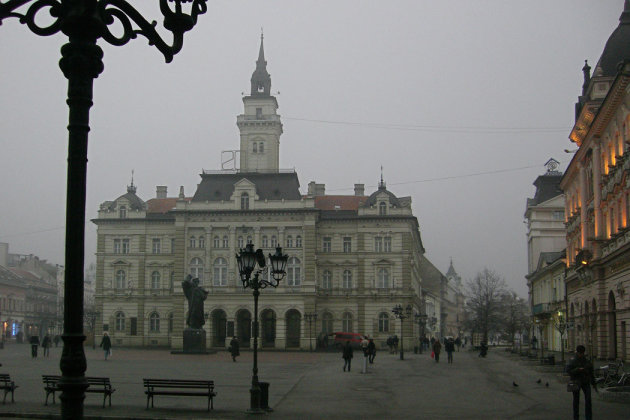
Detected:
left=314, top=196, right=367, bottom=210
left=418, top=255, right=445, bottom=295
left=527, top=174, right=563, bottom=207
left=445, top=259, right=458, bottom=278
left=106, top=185, right=146, bottom=211
left=192, top=172, right=302, bottom=202
left=595, top=1, right=630, bottom=77
left=364, top=184, right=401, bottom=207
left=0, top=265, right=25, bottom=288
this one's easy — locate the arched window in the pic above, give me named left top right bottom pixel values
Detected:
left=222, top=235, right=229, bottom=248
left=296, top=235, right=302, bottom=248
left=151, top=271, right=161, bottom=290
left=213, top=236, right=220, bottom=248
left=259, top=142, right=264, bottom=153
left=321, top=312, right=333, bottom=334
left=287, top=257, right=301, bottom=286
left=115, top=312, right=125, bottom=332
left=149, top=312, right=160, bottom=332
left=377, top=268, right=390, bottom=288
left=238, top=236, right=244, bottom=249
left=342, top=312, right=353, bottom=332
left=213, top=257, right=228, bottom=286
left=286, top=235, right=293, bottom=248
left=262, top=235, right=269, bottom=248
left=115, top=270, right=126, bottom=289
left=199, top=235, right=205, bottom=249
left=343, top=270, right=352, bottom=289
left=322, top=270, right=332, bottom=289
left=271, top=235, right=277, bottom=247
left=379, top=201, right=387, bottom=215
left=241, top=193, right=249, bottom=210
left=119, top=205, right=127, bottom=219
left=190, top=257, right=204, bottom=282
left=189, top=236, right=196, bottom=248
left=378, top=312, right=390, bottom=332
left=253, top=142, right=258, bottom=153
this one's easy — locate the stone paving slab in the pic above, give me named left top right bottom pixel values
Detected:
left=0, top=343, right=627, bottom=419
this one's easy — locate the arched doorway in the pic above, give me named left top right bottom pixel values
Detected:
left=261, top=309, right=276, bottom=348
left=212, top=309, right=227, bottom=347
left=608, top=291, right=617, bottom=359
left=285, top=309, right=301, bottom=348
left=237, top=309, right=252, bottom=348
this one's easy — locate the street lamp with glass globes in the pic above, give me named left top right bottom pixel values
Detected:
left=391, top=304, right=412, bottom=360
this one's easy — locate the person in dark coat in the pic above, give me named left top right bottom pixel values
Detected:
left=566, top=345, right=596, bottom=420
left=53, top=335, right=61, bottom=347
left=445, top=338, right=455, bottom=364
left=432, top=339, right=442, bottom=363
left=342, top=340, right=353, bottom=372
left=367, top=337, right=376, bottom=364
left=386, top=336, right=393, bottom=354
left=99, top=332, right=112, bottom=360
left=29, top=335, right=40, bottom=358
left=229, top=337, right=240, bottom=362
left=392, top=335, right=399, bottom=353
left=41, top=335, right=51, bottom=357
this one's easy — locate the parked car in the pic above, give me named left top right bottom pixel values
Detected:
left=332, top=332, right=365, bottom=349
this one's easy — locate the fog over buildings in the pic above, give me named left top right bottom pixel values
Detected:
left=0, top=1, right=623, bottom=296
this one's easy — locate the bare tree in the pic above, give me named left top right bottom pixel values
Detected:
left=500, top=291, right=529, bottom=349
left=465, top=268, right=508, bottom=344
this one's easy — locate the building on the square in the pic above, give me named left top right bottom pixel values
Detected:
left=524, top=159, right=567, bottom=354
left=92, top=37, right=437, bottom=350
left=560, top=1, right=630, bottom=360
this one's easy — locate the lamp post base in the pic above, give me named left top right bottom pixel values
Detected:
left=247, top=385, right=265, bottom=415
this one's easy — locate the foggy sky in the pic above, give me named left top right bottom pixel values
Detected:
left=0, top=1, right=623, bottom=296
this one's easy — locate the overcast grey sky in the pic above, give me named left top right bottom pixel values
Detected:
left=0, top=1, right=623, bottom=296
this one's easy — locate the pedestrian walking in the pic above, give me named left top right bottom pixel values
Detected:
left=342, top=340, right=353, bottom=372
left=229, top=336, right=240, bottom=362
left=432, top=339, right=442, bottom=363
left=99, top=331, right=112, bottom=360
left=53, top=335, right=61, bottom=347
left=41, top=334, right=51, bottom=357
left=386, top=336, right=393, bottom=354
left=393, top=335, right=399, bottom=354
left=29, top=334, right=39, bottom=358
left=368, top=337, right=376, bottom=364
left=361, top=336, right=369, bottom=373
left=445, top=337, right=455, bottom=364
left=566, top=345, right=597, bottom=420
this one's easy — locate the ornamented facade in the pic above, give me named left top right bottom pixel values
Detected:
left=560, top=1, right=630, bottom=361
left=92, top=37, right=434, bottom=350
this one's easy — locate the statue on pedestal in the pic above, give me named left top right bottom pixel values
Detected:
left=182, top=275, right=208, bottom=329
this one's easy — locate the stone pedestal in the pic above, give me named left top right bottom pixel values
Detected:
left=183, top=328, right=206, bottom=353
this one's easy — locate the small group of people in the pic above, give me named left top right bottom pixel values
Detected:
left=342, top=336, right=375, bottom=373
left=430, top=337, right=457, bottom=363
left=29, top=334, right=53, bottom=358
left=386, top=335, right=399, bottom=354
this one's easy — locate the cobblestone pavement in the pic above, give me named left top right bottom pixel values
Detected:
left=0, top=342, right=627, bottom=419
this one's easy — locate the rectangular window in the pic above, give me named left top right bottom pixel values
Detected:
left=374, top=237, right=382, bottom=252
left=343, top=237, right=351, bottom=253
left=322, top=237, right=331, bottom=253
left=114, top=239, right=121, bottom=254
left=552, top=211, right=565, bottom=221
left=130, top=317, right=137, bottom=336
left=152, top=238, right=161, bottom=254
left=171, top=238, right=176, bottom=253
left=256, top=107, right=263, bottom=119
left=384, top=237, right=392, bottom=252
left=122, top=239, right=130, bottom=254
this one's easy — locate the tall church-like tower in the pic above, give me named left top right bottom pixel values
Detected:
left=237, top=34, right=283, bottom=172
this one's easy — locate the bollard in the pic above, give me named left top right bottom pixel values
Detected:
left=259, top=382, right=272, bottom=411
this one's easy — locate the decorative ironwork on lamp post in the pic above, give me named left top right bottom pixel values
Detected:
left=414, top=312, right=427, bottom=354
left=236, top=243, right=288, bottom=414
left=304, top=312, right=317, bottom=352
left=391, top=304, right=412, bottom=360
left=0, top=2, right=207, bottom=418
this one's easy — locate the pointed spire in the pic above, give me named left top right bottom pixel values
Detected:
left=127, top=170, right=137, bottom=194
left=379, top=166, right=386, bottom=190
left=251, top=32, right=271, bottom=96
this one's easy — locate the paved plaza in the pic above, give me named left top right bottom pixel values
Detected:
left=0, top=342, right=627, bottom=419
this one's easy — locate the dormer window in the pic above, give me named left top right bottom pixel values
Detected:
left=379, top=202, right=387, bottom=215
left=119, top=205, right=127, bottom=218
left=241, top=192, right=250, bottom=210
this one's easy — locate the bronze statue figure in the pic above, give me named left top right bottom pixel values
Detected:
left=182, top=275, right=208, bottom=329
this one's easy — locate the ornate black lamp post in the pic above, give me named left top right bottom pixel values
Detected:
left=414, top=313, right=427, bottom=354
left=553, top=310, right=567, bottom=364
left=304, top=312, right=317, bottom=352
left=236, top=243, right=288, bottom=414
left=0, top=2, right=206, bottom=418
left=391, top=304, right=412, bottom=360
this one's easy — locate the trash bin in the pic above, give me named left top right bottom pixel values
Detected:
left=259, top=382, right=271, bottom=411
